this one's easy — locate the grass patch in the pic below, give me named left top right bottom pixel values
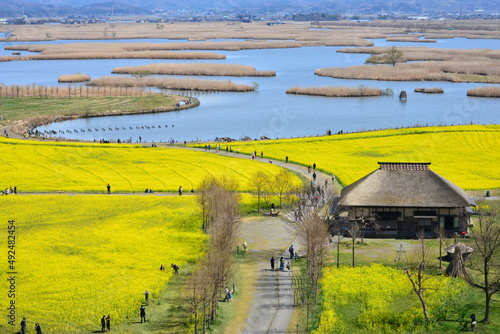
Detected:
left=0, top=94, right=179, bottom=127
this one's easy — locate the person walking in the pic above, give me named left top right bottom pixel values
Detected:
left=313, top=163, right=316, bottom=170
left=101, top=315, right=106, bottom=332
left=20, top=317, right=26, bottom=334
left=243, top=240, right=248, bottom=252
left=106, top=315, right=111, bottom=331
left=313, top=172, right=317, bottom=181
left=280, top=257, right=284, bottom=270
left=471, top=314, right=476, bottom=331
left=289, top=245, right=294, bottom=260
left=140, top=305, right=146, bottom=323
left=35, top=323, right=42, bottom=334
left=332, top=174, right=335, bottom=183
left=286, top=156, right=288, bottom=163
left=144, top=290, right=150, bottom=305
left=171, top=263, right=179, bottom=274
left=270, top=256, right=275, bottom=270
left=107, top=184, right=111, bottom=194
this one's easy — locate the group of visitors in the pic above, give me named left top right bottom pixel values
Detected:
left=223, top=287, right=233, bottom=302
left=100, top=315, right=111, bottom=332
left=2, top=186, right=16, bottom=195
left=145, top=188, right=154, bottom=193
left=20, top=318, right=43, bottom=334
left=270, top=256, right=291, bottom=271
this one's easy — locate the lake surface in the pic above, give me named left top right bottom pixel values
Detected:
left=1, top=36, right=499, bottom=142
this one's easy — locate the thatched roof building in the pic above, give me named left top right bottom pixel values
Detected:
left=337, top=163, right=474, bottom=238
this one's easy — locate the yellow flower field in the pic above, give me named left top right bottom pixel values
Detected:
left=0, top=137, right=301, bottom=193
left=315, top=264, right=467, bottom=333
left=224, top=125, right=500, bottom=190
left=0, top=195, right=206, bottom=333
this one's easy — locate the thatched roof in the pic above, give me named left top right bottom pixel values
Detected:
left=445, top=242, right=473, bottom=255
left=338, top=163, right=472, bottom=208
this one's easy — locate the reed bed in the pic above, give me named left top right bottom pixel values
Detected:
left=58, top=73, right=91, bottom=83
left=286, top=85, right=383, bottom=97
left=414, top=87, right=444, bottom=93
left=338, top=47, right=500, bottom=62
left=385, top=36, right=437, bottom=43
left=0, top=84, right=155, bottom=98
left=90, top=76, right=254, bottom=92
left=467, top=86, right=500, bottom=97
left=111, top=63, right=276, bottom=77
left=314, top=60, right=500, bottom=83
left=0, top=50, right=225, bottom=62
left=0, top=22, right=383, bottom=47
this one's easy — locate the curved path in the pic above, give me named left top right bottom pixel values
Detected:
left=170, top=146, right=332, bottom=334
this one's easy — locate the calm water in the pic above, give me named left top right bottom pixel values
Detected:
left=1, top=36, right=499, bottom=142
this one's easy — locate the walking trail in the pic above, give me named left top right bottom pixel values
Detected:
left=176, top=146, right=333, bottom=334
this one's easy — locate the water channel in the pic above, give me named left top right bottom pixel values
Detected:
left=1, top=36, right=499, bottom=142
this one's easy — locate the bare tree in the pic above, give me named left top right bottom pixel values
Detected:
left=433, top=226, right=446, bottom=270
left=328, top=214, right=344, bottom=268
left=186, top=268, right=208, bottom=334
left=249, top=171, right=271, bottom=213
left=348, top=221, right=360, bottom=267
left=357, top=213, right=379, bottom=244
left=406, top=265, right=431, bottom=323
left=465, top=201, right=500, bottom=323
left=274, top=169, right=294, bottom=208
left=298, top=211, right=328, bottom=302
left=196, top=177, right=241, bottom=321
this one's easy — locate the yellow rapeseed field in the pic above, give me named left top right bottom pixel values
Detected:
left=315, top=264, right=467, bottom=333
left=0, top=195, right=206, bottom=333
left=225, top=125, right=500, bottom=190
left=0, top=137, right=301, bottom=193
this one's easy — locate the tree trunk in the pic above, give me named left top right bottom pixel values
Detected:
left=484, top=260, right=490, bottom=322
left=417, top=291, right=431, bottom=323
left=337, top=241, right=340, bottom=268
left=439, top=238, right=442, bottom=269
left=194, top=310, right=198, bottom=334
left=352, top=239, right=355, bottom=267
left=257, top=194, right=260, bottom=213
left=485, top=292, right=491, bottom=323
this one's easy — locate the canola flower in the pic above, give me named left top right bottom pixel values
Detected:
left=0, top=195, right=207, bottom=333
left=314, top=264, right=467, bottom=333
left=0, top=137, right=301, bottom=193
left=216, top=125, right=500, bottom=190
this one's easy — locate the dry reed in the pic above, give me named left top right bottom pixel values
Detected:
left=286, top=86, right=383, bottom=97
left=90, top=76, right=254, bottom=92
left=315, top=62, right=500, bottom=83
left=0, top=50, right=225, bottom=62
left=467, top=86, right=500, bottom=97
left=0, top=84, right=155, bottom=98
left=414, top=88, right=444, bottom=94
left=385, top=36, right=437, bottom=43
left=58, top=73, right=91, bottom=83
left=111, top=63, right=276, bottom=77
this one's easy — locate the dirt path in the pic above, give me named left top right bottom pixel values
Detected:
left=236, top=215, right=300, bottom=334
left=175, top=146, right=336, bottom=189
